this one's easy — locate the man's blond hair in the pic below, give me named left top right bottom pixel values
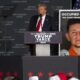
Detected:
left=37, top=4, right=47, bottom=10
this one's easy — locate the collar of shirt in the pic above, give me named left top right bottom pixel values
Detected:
left=69, top=47, right=77, bottom=56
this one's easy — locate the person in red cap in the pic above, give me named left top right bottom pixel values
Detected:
left=49, top=72, right=67, bottom=80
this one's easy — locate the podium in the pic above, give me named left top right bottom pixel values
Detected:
left=24, top=32, right=62, bottom=44
left=24, top=32, right=62, bottom=56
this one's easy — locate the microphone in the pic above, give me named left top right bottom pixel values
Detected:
left=29, top=76, right=39, bottom=80
left=60, top=49, right=69, bottom=56
left=39, top=14, right=42, bottom=18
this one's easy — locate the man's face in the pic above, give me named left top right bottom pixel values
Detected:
left=37, top=6, right=46, bottom=16
left=66, top=23, right=80, bottom=47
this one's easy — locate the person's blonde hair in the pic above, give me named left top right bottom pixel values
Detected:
left=37, top=4, right=47, bottom=10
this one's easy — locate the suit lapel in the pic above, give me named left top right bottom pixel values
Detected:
left=42, top=15, right=48, bottom=31
left=34, top=15, right=39, bottom=31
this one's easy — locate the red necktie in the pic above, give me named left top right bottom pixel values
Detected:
left=36, top=17, right=42, bottom=32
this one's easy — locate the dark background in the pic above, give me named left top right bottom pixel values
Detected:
left=72, top=0, right=76, bottom=8
left=0, top=56, right=23, bottom=80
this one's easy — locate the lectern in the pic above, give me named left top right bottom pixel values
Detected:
left=24, top=32, right=62, bottom=56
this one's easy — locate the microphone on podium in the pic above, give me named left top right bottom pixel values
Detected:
left=39, top=14, right=42, bottom=18
left=60, top=49, right=69, bottom=56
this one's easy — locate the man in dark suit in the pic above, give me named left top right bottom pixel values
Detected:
left=28, top=4, right=58, bottom=56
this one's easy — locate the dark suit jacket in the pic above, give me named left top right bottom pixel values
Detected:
left=28, top=15, right=58, bottom=56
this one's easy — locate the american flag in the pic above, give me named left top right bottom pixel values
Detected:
left=73, top=0, right=80, bottom=9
